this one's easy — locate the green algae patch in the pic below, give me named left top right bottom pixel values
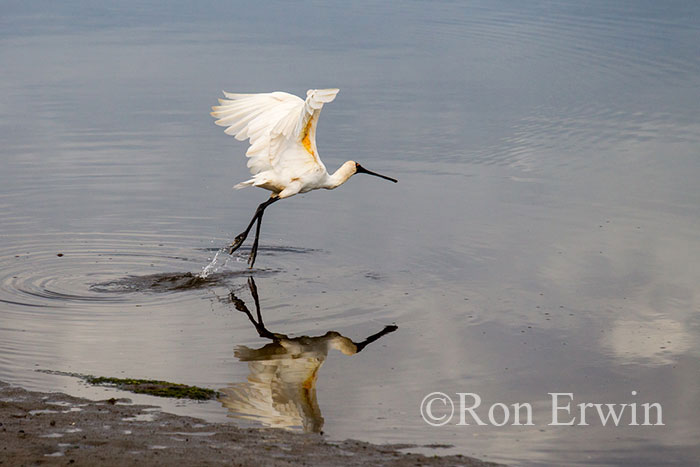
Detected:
left=84, top=376, right=219, bottom=400
left=35, top=370, right=219, bottom=401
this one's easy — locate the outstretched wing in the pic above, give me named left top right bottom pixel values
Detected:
left=211, top=91, right=302, bottom=174
left=211, top=89, right=340, bottom=175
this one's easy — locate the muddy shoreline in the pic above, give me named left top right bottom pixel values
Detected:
left=0, top=381, right=498, bottom=466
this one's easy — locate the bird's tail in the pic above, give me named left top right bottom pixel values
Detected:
left=234, top=179, right=255, bottom=190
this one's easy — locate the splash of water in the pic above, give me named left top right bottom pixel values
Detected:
left=200, top=247, right=240, bottom=279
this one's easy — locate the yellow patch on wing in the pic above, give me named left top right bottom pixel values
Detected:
left=302, top=365, right=320, bottom=390
left=300, top=118, right=317, bottom=161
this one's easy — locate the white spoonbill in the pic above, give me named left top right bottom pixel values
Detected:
left=211, top=88, right=397, bottom=268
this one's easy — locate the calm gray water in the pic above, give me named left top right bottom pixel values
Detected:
left=2, top=1, right=700, bottom=465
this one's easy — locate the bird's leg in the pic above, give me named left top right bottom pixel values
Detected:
left=229, top=278, right=276, bottom=340
left=229, top=290, right=252, bottom=315
left=247, top=214, right=264, bottom=268
left=247, top=197, right=278, bottom=268
left=228, top=197, right=279, bottom=255
left=248, top=277, right=263, bottom=323
left=227, top=210, right=262, bottom=254
left=247, top=277, right=276, bottom=340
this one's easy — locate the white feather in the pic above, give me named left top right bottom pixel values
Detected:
left=211, top=88, right=340, bottom=192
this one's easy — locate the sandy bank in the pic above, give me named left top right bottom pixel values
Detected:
left=0, top=381, right=498, bottom=466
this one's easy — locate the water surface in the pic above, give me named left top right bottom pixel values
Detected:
left=1, top=1, right=700, bottom=465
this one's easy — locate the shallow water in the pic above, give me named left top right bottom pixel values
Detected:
left=2, top=1, right=700, bottom=465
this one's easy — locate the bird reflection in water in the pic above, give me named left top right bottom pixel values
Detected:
left=219, top=278, right=397, bottom=433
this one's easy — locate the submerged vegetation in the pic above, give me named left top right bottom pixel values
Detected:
left=37, top=370, right=219, bottom=400
left=85, top=376, right=219, bottom=400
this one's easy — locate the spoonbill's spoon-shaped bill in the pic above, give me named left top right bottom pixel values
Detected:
left=355, top=163, right=398, bottom=183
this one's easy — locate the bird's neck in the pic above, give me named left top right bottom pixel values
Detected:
left=325, top=161, right=356, bottom=189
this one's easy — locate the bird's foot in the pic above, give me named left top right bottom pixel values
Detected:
left=230, top=296, right=248, bottom=313
left=227, top=234, right=246, bottom=255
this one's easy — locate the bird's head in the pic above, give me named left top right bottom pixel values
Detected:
left=351, top=161, right=398, bottom=183
left=326, top=332, right=359, bottom=355
left=329, top=161, right=398, bottom=189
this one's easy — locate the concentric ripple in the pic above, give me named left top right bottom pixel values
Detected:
left=0, top=232, right=288, bottom=311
